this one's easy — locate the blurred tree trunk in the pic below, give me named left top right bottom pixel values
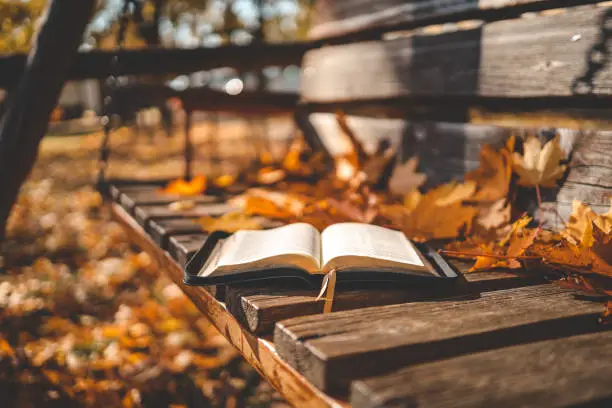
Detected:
left=0, top=0, right=95, bottom=243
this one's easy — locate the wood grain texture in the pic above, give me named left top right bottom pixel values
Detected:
left=309, top=0, right=600, bottom=40
left=302, top=5, right=612, bottom=102
left=351, top=330, right=612, bottom=408
left=226, top=262, right=542, bottom=335
left=110, top=203, right=346, bottom=408
left=133, top=202, right=234, bottom=228
left=148, top=218, right=204, bottom=248
left=168, top=234, right=208, bottom=267
left=274, top=285, right=606, bottom=392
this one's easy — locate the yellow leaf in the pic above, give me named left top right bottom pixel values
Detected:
left=465, top=138, right=514, bottom=202
left=388, top=157, right=427, bottom=195
left=512, top=135, right=566, bottom=187
left=214, top=174, right=236, bottom=188
left=161, top=176, right=207, bottom=196
left=198, top=212, right=264, bottom=233
left=434, top=181, right=476, bottom=207
left=561, top=199, right=612, bottom=246
left=403, top=190, right=422, bottom=212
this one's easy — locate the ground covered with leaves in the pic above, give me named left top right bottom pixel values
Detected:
left=0, top=125, right=289, bottom=408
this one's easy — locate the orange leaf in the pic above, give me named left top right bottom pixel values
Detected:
left=465, top=138, right=514, bottom=202
left=161, top=176, right=207, bottom=196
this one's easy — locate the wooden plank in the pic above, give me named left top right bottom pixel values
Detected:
left=0, top=43, right=311, bottom=88
left=119, top=186, right=220, bottom=215
left=133, top=202, right=234, bottom=228
left=113, top=85, right=298, bottom=115
left=110, top=203, right=346, bottom=408
left=351, top=330, right=612, bottom=408
left=226, top=263, right=543, bottom=335
left=274, top=285, right=606, bottom=392
left=168, top=233, right=208, bottom=267
left=148, top=218, right=204, bottom=248
left=310, top=0, right=600, bottom=41
left=302, top=5, right=612, bottom=103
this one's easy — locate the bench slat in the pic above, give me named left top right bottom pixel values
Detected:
left=168, top=233, right=208, bottom=268
left=148, top=218, right=204, bottom=248
left=351, top=330, right=612, bottom=408
left=310, top=0, right=599, bottom=41
left=303, top=6, right=612, bottom=103
left=226, top=264, right=543, bottom=335
left=133, top=202, right=234, bottom=228
left=274, top=285, right=605, bottom=392
left=119, top=186, right=220, bottom=215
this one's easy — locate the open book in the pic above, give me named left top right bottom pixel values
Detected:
left=186, top=223, right=458, bottom=285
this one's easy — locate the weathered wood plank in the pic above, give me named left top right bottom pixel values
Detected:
left=226, top=263, right=542, bottom=335
left=148, top=218, right=204, bottom=248
left=168, top=233, right=208, bottom=267
left=110, top=203, right=345, bottom=408
left=351, top=330, right=612, bottom=408
left=302, top=6, right=612, bottom=103
left=274, top=285, right=606, bottom=392
left=133, top=202, right=234, bottom=228
left=310, top=0, right=601, bottom=41
left=119, top=186, right=220, bottom=215
left=0, top=43, right=311, bottom=88
left=114, top=85, right=298, bottom=115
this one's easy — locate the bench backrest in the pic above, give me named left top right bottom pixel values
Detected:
left=299, top=0, right=612, bottom=228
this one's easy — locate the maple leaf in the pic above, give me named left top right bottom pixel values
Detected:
left=465, top=137, right=514, bottom=202
left=388, top=157, right=427, bottom=195
left=512, top=135, right=566, bottom=188
left=470, top=224, right=539, bottom=272
left=433, top=181, right=476, bottom=207
left=382, top=184, right=478, bottom=241
left=230, top=188, right=306, bottom=220
left=161, top=176, right=207, bottom=196
left=327, top=193, right=379, bottom=224
left=562, top=198, right=612, bottom=246
left=474, top=198, right=511, bottom=231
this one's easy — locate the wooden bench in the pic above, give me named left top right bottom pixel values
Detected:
left=108, top=1, right=612, bottom=406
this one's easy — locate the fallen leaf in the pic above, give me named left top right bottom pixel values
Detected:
left=198, top=213, right=264, bottom=233
left=388, top=157, right=427, bottom=195
left=256, top=167, right=286, bottom=185
left=475, top=199, right=511, bottom=231
left=434, top=181, right=477, bottom=207
left=512, top=135, right=566, bottom=188
left=168, top=200, right=196, bottom=212
left=161, top=176, right=207, bottom=196
left=383, top=184, right=478, bottom=241
left=214, top=174, right=236, bottom=188
left=562, top=198, right=612, bottom=246
left=466, top=137, right=514, bottom=202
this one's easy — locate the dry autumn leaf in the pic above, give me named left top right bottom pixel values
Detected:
left=383, top=183, right=478, bottom=241
left=198, top=212, right=264, bottom=233
left=161, top=176, right=207, bottom=196
left=465, top=137, right=514, bottom=202
left=388, top=157, right=427, bottom=195
left=474, top=198, right=511, bottom=231
left=562, top=198, right=612, bottom=246
left=470, top=227, right=539, bottom=271
left=512, top=135, right=566, bottom=188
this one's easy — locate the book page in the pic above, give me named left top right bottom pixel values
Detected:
left=214, top=223, right=321, bottom=272
left=321, top=223, right=427, bottom=272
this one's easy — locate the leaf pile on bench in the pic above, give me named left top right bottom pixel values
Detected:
left=161, top=113, right=612, bottom=320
